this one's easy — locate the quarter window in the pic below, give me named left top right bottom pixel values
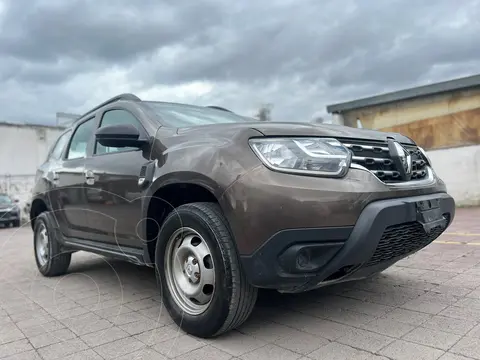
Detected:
left=66, top=118, right=95, bottom=160
left=48, top=130, right=72, bottom=161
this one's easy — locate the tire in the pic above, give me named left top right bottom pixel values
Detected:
left=33, top=212, right=71, bottom=277
left=12, top=220, right=20, bottom=227
left=155, top=202, right=258, bottom=338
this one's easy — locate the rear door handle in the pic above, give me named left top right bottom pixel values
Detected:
left=52, top=171, right=60, bottom=186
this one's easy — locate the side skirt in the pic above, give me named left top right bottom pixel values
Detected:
left=62, top=237, right=146, bottom=266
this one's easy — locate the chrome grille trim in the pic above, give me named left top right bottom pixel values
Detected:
left=340, top=139, right=434, bottom=186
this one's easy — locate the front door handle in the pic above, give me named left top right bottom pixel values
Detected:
left=84, top=170, right=95, bottom=185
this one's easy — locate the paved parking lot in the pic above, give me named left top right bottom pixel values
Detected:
left=1, top=207, right=480, bottom=360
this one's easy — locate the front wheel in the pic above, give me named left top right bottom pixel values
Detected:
left=155, top=202, right=258, bottom=338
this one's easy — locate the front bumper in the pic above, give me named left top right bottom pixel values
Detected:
left=0, top=211, right=20, bottom=224
left=239, top=192, right=455, bottom=292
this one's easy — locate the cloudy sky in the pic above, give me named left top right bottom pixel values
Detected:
left=0, top=0, right=479, bottom=125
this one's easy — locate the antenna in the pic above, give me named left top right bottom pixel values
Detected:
left=78, top=93, right=141, bottom=119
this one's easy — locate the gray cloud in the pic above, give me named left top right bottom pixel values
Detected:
left=0, top=0, right=479, bottom=124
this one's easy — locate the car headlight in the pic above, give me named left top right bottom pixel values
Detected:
left=249, top=137, right=351, bottom=177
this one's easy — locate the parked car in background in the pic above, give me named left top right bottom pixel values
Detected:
left=0, top=193, right=21, bottom=227
left=29, top=94, right=455, bottom=338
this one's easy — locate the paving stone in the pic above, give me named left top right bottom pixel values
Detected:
left=1, top=350, right=42, bottom=360
left=118, top=318, right=161, bottom=335
left=422, top=315, right=478, bottom=336
left=134, top=325, right=182, bottom=346
left=114, top=347, right=168, bottom=360
left=402, top=327, right=462, bottom=351
left=93, top=336, right=146, bottom=359
left=237, top=319, right=299, bottom=342
left=379, top=339, right=445, bottom=360
left=62, top=349, right=103, bottom=360
left=80, top=326, right=130, bottom=347
left=309, top=342, right=372, bottom=360
left=380, top=308, right=433, bottom=326
left=36, top=338, right=88, bottom=359
left=20, top=320, right=66, bottom=338
left=0, top=340, right=34, bottom=359
left=240, top=344, right=301, bottom=360
left=438, top=352, right=479, bottom=360
left=273, top=329, right=329, bottom=355
left=205, top=332, right=265, bottom=357
left=439, top=306, right=480, bottom=321
left=28, top=328, right=76, bottom=349
left=153, top=334, right=205, bottom=358
left=336, top=327, right=395, bottom=353
left=0, top=323, right=25, bottom=345
left=450, top=336, right=480, bottom=359
left=360, top=318, right=416, bottom=338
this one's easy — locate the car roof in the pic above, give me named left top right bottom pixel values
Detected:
left=70, top=94, right=235, bottom=128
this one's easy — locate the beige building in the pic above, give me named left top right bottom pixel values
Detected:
left=326, top=74, right=480, bottom=151
left=326, top=74, right=480, bottom=206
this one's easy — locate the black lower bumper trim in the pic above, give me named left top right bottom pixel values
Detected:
left=240, top=192, right=455, bottom=292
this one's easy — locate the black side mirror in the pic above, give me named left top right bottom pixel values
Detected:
left=95, top=124, right=148, bottom=148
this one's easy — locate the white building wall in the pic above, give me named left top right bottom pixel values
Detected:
left=427, top=145, right=480, bottom=207
left=0, top=123, right=64, bottom=176
left=0, top=123, right=65, bottom=218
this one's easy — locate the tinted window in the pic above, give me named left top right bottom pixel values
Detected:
left=66, top=118, right=95, bottom=160
left=143, top=101, right=254, bottom=128
left=95, top=109, right=141, bottom=155
left=49, top=130, right=72, bottom=161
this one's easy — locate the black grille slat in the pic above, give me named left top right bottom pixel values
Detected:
left=365, top=214, right=449, bottom=267
left=341, top=139, right=429, bottom=183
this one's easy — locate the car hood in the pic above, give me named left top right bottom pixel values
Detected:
left=0, top=204, right=16, bottom=210
left=177, top=121, right=415, bottom=144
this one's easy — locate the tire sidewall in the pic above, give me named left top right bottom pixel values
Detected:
left=155, top=207, right=233, bottom=337
left=33, top=213, right=54, bottom=275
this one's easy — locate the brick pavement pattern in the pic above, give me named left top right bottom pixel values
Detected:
left=0, top=207, right=479, bottom=360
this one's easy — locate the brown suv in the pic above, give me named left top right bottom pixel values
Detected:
left=30, top=93, right=455, bottom=338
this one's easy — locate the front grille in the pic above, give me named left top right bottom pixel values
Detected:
left=364, top=214, right=449, bottom=267
left=339, top=139, right=428, bottom=183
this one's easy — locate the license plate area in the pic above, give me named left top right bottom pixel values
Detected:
left=415, top=199, right=447, bottom=233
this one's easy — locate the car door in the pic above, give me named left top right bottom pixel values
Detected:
left=48, top=117, right=96, bottom=239
left=82, top=108, right=150, bottom=248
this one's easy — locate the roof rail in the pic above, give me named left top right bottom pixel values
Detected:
left=206, top=105, right=233, bottom=113
left=78, top=93, right=141, bottom=119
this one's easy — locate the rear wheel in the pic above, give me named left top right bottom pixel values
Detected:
left=34, top=212, right=71, bottom=277
left=155, top=202, right=257, bottom=338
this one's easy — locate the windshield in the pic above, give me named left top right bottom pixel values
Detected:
left=143, top=101, right=255, bottom=128
left=0, top=195, right=12, bottom=205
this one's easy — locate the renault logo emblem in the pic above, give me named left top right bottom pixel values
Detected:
left=387, top=138, right=413, bottom=181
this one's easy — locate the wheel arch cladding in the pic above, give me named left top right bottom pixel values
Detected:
left=144, top=181, right=226, bottom=265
